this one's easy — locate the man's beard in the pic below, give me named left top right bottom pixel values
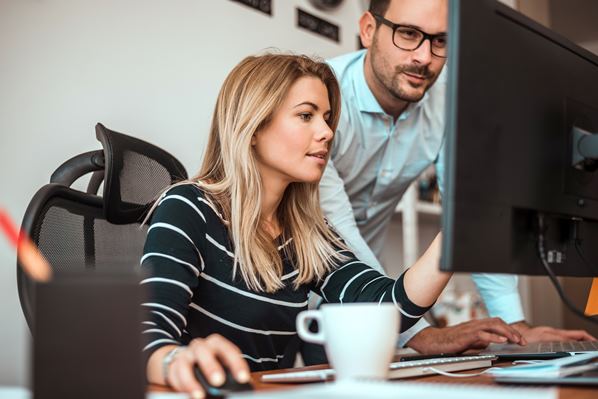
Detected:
left=370, top=42, right=438, bottom=103
left=389, top=63, right=435, bottom=102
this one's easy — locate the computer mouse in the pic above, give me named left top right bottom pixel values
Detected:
left=193, top=364, right=253, bottom=398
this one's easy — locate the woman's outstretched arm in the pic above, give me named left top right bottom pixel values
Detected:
left=313, top=232, right=448, bottom=332
left=402, top=233, right=451, bottom=308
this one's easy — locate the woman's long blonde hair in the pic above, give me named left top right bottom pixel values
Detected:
left=163, top=53, right=346, bottom=293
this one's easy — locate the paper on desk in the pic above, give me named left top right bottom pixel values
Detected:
left=229, top=380, right=557, bottom=399
left=489, top=352, right=598, bottom=378
left=4, top=383, right=555, bottom=399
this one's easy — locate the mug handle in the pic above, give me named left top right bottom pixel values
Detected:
left=296, top=310, right=325, bottom=344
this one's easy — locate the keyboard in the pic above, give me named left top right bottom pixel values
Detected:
left=390, top=354, right=494, bottom=370
left=537, top=340, right=598, bottom=352
left=485, top=340, right=598, bottom=356
left=260, top=354, right=496, bottom=383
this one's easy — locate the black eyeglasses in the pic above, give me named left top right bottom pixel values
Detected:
left=371, top=13, right=448, bottom=58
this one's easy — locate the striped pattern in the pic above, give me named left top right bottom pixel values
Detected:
left=140, top=184, right=430, bottom=372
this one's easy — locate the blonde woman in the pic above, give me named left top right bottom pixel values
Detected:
left=141, top=53, right=451, bottom=396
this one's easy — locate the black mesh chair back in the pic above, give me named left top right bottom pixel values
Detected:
left=17, top=123, right=188, bottom=332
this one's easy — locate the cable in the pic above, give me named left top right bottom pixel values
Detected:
left=424, top=366, right=503, bottom=378
left=512, top=360, right=549, bottom=365
left=536, top=213, right=598, bottom=326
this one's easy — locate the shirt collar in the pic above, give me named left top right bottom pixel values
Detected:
left=352, top=50, right=429, bottom=117
left=353, top=51, right=385, bottom=114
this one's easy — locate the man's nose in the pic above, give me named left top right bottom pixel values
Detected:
left=411, top=38, right=433, bottom=66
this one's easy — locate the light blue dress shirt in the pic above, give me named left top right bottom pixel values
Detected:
left=320, top=50, right=524, bottom=346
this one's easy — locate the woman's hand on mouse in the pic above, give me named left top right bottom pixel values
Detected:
left=166, top=334, right=251, bottom=398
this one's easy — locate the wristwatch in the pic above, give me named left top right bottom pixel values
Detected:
left=162, top=346, right=185, bottom=385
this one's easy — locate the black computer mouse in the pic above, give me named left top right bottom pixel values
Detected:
left=193, top=364, right=253, bottom=398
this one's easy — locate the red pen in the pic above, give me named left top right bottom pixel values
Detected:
left=0, top=207, right=52, bottom=282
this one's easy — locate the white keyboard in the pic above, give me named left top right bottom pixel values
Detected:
left=261, top=354, right=497, bottom=383
left=390, top=354, right=496, bottom=369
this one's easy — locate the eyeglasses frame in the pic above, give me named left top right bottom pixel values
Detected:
left=370, top=12, right=448, bottom=58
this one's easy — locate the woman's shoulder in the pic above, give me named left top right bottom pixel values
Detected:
left=160, top=182, right=226, bottom=224
left=163, top=182, right=206, bottom=199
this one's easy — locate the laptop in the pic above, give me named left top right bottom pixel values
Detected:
left=481, top=340, right=598, bottom=360
left=490, top=352, right=598, bottom=386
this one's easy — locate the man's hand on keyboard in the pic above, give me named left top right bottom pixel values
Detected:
left=510, top=321, right=597, bottom=343
left=405, top=317, right=526, bottom=354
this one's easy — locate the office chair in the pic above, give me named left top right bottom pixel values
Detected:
left=17, top=123, right=188, bottom=332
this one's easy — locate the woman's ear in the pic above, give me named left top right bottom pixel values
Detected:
left=251, top=134, right=257, bottom=146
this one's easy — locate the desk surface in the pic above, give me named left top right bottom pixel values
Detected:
left=150, top=362, right=598, bottom=399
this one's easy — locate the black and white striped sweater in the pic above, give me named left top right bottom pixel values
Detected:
left=140, top=184, right=430, bottom=371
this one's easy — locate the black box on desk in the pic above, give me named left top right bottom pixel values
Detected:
left=32, top=269, right=145, bottom=399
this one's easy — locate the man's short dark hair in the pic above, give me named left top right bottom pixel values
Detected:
left=369, top=0, right=391, bottom=16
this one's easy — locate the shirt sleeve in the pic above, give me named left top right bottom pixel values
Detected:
left=319, top=159, right=385, bottom=275
left=434, top=137, right=446, bottom=196
left=312, top=243, right=433, bottom=333
left=397, top=318, right=430, bottom=347
left=472, top=274, right=524, bottom=323
left=139, top=185, right=207, bottom=357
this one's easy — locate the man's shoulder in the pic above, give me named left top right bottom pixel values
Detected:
left=327, top=50, right=367, bottom=119
left=327, top=50, right=366, bottom=82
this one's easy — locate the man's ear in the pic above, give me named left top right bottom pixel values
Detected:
left=359, top=11, right=377, bottom=49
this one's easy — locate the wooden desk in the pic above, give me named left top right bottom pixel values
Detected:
left=251, top=362, right=598, bottom=399
left=150, top=362, right=598, bottom=398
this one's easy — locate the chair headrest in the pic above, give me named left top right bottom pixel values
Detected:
left=95, top=123, right=188, bottom=224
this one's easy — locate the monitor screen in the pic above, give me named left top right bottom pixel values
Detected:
left=441, top=0, right=598, bottom=277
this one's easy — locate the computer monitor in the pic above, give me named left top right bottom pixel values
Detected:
left=441, top=0, right=598, bottom=277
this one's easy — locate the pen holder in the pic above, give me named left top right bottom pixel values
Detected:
left=32, top=269, right=145, bottom=399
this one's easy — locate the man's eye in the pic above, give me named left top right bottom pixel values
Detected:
left=397, top=28, right=419, bottom=40
left=299, top=113, right=312, bottom=121
left=433, top=36, right=447, bottom=48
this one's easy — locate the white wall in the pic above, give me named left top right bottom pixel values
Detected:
left=498, top=0, right=517, bottom=8
left=580, top=39, right=598, bottom=55
left=0, top=0, right=363, bottom=386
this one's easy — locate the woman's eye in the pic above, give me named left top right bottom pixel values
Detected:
left=299, top=113, right=312, bottom=121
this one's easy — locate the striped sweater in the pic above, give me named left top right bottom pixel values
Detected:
left=140, top=184, right=431, bottom=371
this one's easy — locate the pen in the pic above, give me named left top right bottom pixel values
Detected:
left=0, top=207, right=52, bottom=282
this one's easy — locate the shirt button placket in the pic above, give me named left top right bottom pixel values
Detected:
left=384, top=116, right=392, bottom=136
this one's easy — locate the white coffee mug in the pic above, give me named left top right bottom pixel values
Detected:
left=296, top=303, right=399, bottom=380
